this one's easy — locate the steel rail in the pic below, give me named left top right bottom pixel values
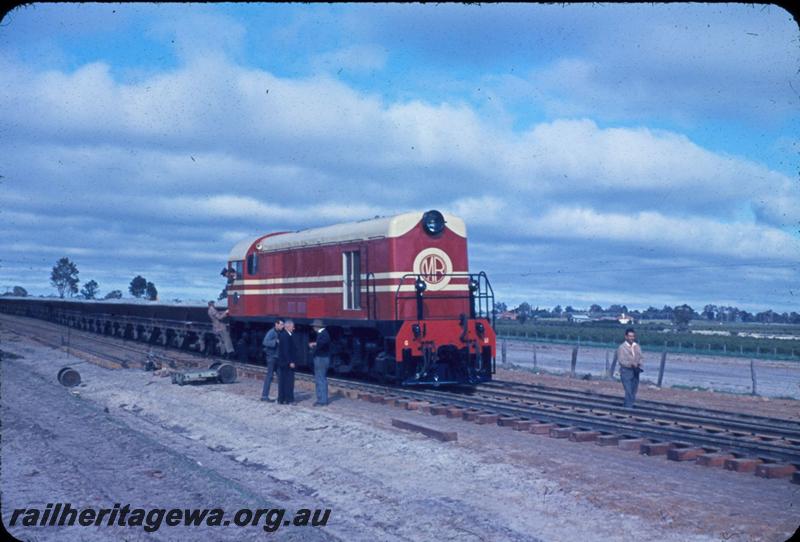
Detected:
left=485, top=379, right=799, bottom=428
left=471, top=384, right=800, bottom=439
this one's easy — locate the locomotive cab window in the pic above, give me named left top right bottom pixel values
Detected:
left=342, top=251, right=361, bottom=310
left=232, top=260, right=243, bottom=278
left=246, top=253, right=258, bottom=275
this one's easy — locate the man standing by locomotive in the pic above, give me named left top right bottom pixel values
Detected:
left=277, top=320, right=297, bottom=404
left=260, top=318, right=284, bottom=402
left=309, top=319, right=331, bottom=406
left=617, top=328, right=644, bottom=408
left=207, top=301, right=234, bottom=358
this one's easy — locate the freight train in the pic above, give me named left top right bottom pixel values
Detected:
left=0, top=210, right=496, bottom=386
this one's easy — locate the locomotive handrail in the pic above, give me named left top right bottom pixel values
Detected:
left=393, top=272, right=495, bottom=323
left=365, top=271, right=377, bottom=320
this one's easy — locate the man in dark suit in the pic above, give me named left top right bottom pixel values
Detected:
left=277, top=319, right=297, bottom=404
left=309, top=319, right=332, bottom=406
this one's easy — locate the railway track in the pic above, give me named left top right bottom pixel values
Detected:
left=476, top=380, right=800, bottom=439
left=3, top=313, right=799, bottom=482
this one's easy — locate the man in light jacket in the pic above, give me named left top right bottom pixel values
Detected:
left=260, top=318, right=284, bottom=402
left=617, top=328, right=644, bottom=408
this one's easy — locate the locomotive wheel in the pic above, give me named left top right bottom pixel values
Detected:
left=373, top=353, right=396, bottom=385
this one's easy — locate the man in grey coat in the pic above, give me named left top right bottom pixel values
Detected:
left=260, top=318, right=284, bottom=402
left=309, top=319, right=332, bottom=406
left=617, top=328, right=644, bottom=408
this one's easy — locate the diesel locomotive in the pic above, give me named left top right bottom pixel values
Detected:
left=225, top=210, right=496, bottom=386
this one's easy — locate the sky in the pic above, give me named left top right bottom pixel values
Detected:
left=1, top=3, right=798, bottom=312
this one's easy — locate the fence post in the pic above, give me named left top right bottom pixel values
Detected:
left=750, top=359, right=758, bottom=396
left=570, top=346, right=578, bottom=377
left=604, top=350, right=609, bottom=376
left=657, top=346, right=667, bottom=388
left=532, top=344, right=537, bottom=369
left=501, top=339, right=507, bottom=365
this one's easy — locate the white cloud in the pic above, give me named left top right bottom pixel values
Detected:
left=2, top=51, right=798, bottom=308
left=523, top=206, right=798, bottom=261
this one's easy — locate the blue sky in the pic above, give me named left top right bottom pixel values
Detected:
left=1, top=3, right=798, bottom=312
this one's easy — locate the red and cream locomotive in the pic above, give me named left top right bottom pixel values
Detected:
left=224, top=210, right=496, bottom=386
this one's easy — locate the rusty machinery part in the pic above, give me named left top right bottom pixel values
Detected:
left=57, top=367, right=81, bottom=387
left=170, top=364, right=236, bottom=386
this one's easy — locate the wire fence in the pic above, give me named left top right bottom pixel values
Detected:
left=496, top=337, right=800, bottom=399
left=497, top=329, right=800, bottom=362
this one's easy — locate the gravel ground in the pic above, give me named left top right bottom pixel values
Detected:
left=500, top=339, right=800, bottom=400
left=2, top=327, right=798, bottom=542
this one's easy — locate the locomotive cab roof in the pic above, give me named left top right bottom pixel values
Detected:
left=227, top=210, right=466, bottom=261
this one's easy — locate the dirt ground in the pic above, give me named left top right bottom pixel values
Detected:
left=1, top=326, right=799, bottom=542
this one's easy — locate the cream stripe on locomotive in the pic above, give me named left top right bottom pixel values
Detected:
left=232, top=271, right=468, bottom=287
left=230, top=284, right=471, bottom=296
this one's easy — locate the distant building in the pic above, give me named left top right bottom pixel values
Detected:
left=567, top=313, right=591, bottom=323
left=498, top=310, right=518, bottom=320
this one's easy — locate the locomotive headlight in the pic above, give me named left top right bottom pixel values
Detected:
left=414, top=276, right=427, bottom=293
left=475, top=322, right=485, bottom=336
left=412, top=323, right=422, bottom=338
left=468, top=279, right=479, bottom=292
left=421, top=210, right=445, bottom=236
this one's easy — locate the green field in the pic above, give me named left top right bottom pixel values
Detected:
left=495, top=320, right=800, bottom=360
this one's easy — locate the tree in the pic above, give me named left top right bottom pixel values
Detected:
left=129, top=275, right=147, bottom=298
left=672, top=304, right=695, bottom=330
left=12, top=286, right=28, bottom=297
left=104, top=290, right=123, bottom=299
left=589, top=304, right=603, bottom=315
left=80, top=280, right=99, bottom=300
left=50, top=257, right=79, bottom=298
left=145, top=281, right=158, bottom=301
left=552, top=305, right=562, bottom=316
left=608, top=304, right=626, bottom=316
left=512, top=303, right=530, bottom=324
left=702, top=304, right=718, bottom=321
